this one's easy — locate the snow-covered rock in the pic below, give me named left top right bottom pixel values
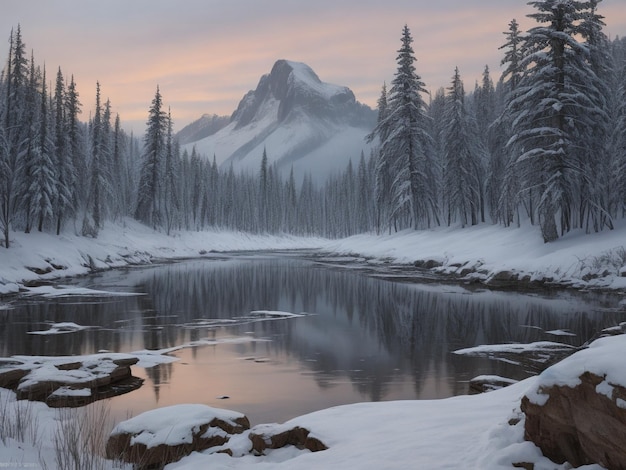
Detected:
left=468, top=375, right=518, bottom=394
left=106, top=404, right=250, bottom=467
left=248, top=424, right=327, bottom=455
left=521, top=335, right=626, bottom=468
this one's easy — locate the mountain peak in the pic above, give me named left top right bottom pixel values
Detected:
left=231, top=59, right=363, bottom=128
left=184, top=60, right=375, bottom=182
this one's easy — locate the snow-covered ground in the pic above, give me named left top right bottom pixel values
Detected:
left=325, top=221, right=626, bottom=291
left=4, top=335, right=623, bottom=469
left=3, top=218, right=626, bottom=296
left=0, top=218, right=327, bottom=296
left=2, top=220, right=626, bottom=468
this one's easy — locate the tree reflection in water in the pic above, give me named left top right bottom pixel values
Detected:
left=1, top=256, right=624, bottom=422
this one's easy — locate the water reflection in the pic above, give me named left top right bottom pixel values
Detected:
left=1, top=256, right=624, bottom=423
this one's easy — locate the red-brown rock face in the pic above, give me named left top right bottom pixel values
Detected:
left=521, top=371, right=626, bottom=469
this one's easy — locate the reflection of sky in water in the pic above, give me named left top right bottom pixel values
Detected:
left=1, top=255, right=624, bottom=424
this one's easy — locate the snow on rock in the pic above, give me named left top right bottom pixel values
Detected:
left=248, top=423, right=327, bottom=454
left=246, top=310, right=306, bottom=319
left=106, top=404, right=250, bottom=467
left=454, top=341, right=578, bottom=375
left=0, top=350, right=181, bottom=407
left=9, top=355, right=140, bottom=406
left=521, top=335, right=626, bottom=468
left=23, top=285, right=142, bottom=298
left=454, top=341, right=576, bottom=357
left=27, top=321, right=91, bottom=335
left=468, top=375, right=519, bottom=394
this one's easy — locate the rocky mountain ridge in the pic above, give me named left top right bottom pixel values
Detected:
left=181, top=60, right=376, bottom=181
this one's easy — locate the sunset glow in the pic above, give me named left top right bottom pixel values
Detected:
left=2, top=0, right=625, bottom=132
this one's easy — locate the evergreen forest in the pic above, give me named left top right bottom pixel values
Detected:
left=1, top=0, right=626, bottom=249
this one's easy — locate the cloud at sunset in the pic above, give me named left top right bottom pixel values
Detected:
left=1, top=0, right=625, bottom=132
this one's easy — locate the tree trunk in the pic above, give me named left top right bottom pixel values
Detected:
left=541, top=205, right=559, bottom=243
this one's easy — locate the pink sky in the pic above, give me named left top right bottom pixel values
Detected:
left=2, top=0, right=626, bottom=133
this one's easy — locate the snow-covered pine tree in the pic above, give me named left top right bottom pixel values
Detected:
left=577, top=0, right=613, bottom=232
left=136, top=86, right=167, bottom=229
left=357, top=151, right=372, bottom=233
left=609, top=37, right=626, bottom=218
left=259, top=147, right=268, bottom=232
left=371, top=26, right=438, bottom=230
left=53, top=67, right=74, bottom=235
left=83, top=82, right=105, bottom=236
left=188, top=146, right=203, bottom=230
left=442, top=67, right=483, bottom=227
left=163, top=109, right=179, bottom=235
left=29, top=65, right=56, bottom=233
left=368, top=83, right=393, bottom=233
left=285, top=166, right=297, bottom=233
left=65, top=75, right=85, bottom=218
left=506, top=0, right=608, bottom=242
left=0, top=26, right=29, bottom=247
left=17, top=53, right=40, bottom=234
left=494, top=18, right=525, bottom=227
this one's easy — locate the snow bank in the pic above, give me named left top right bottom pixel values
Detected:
left=325, top=222, right=626, bottom=291
left=0, top=218, right=326, bottom=295
left=167, top=376, right=603, bottom=470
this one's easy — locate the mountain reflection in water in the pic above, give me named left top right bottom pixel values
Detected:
left=1, top=255, right=623, bottom=423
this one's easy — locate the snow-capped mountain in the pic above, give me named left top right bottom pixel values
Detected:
left=183, top=60, right=376, bottom=181
left=176, top=114, right=230, bottom=145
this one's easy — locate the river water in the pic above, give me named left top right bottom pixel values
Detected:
left=1, top=253, right=624, bottom=424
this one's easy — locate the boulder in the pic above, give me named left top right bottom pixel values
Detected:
left=521, top=335, right=626, bottom=469
left=3, top=356, right=141, bottom=407
left=106, top=404, right=250, bottom=469
left=249, top=424, right=327, bottom=454
left=468, top=375, right=518, bottom=394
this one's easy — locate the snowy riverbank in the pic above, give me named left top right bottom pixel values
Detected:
left=326, top=222, right=626, bottom=292
left=3, top=218, right=626, bottom=296
left=0, top=219, right=327, bottom=296
left=2, top=220, right=626, bottom=468
left=4, top=335, right=624, bottom=469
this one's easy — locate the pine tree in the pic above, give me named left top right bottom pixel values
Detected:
left=506, top=0, right=608, bottom=242
left=65, top=75, right=84, bottom=216
left=136, top=86, right=167, bottom=229
left=83, top=81, right=106, bottom=236
left=163, top=109, right=179, bottom=235
left=259, top=147, right=268, bottom=232
left=369, top=83, right=393, bottom=233
left=442, top=67, right=483, bottom=227
left=495, top=19, right=526, bottom=227
left=53, top=67, right=74, bottom=234
left=30, top=66, right=56, bottom=232
left=18, top=53, right=41, bottom=234
left=370, top=26, right=438, bottom=230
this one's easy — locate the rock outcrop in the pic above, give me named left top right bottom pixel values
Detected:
left=468, top=375, right=518, bottom=394
left=0, top=356, right=142, bottom=407
left=249, top=424, right=328, bottom=454
left=106, top=405, right=250, bottom=469
left=520, top=335, right=626, bottom=469
left=522, top=371, right=626, bottom=469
